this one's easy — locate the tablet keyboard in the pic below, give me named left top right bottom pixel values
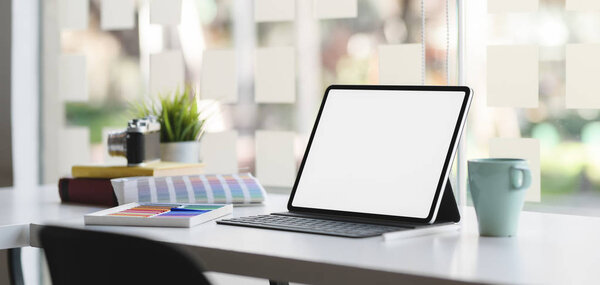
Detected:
left=217, top=215, right=408, bottom=238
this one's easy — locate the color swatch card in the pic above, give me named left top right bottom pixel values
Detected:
left=84, top=203, right=233, bottom=228
left=111, top=173, right=267, bottom=205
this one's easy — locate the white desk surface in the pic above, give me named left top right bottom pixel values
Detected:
left=2, top=185, right=600, bottom=284
left=0, top=186, right=105, bottom=250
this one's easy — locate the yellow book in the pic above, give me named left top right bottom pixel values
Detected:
left=72, top=162, right=205, bottom=179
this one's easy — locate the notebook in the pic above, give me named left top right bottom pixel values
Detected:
left=72, top=162, right=205, bottom=179
left=84, top=203, right=233, bottom=228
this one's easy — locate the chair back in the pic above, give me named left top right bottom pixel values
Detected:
left=39, top=225, right=211, bottom=285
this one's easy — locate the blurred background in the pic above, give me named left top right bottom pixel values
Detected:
left=58, top=0, right=453, bottom=172
left=53, top=0, right=600, bottom=214
left=7, top=0, right=600, bottom=214
left=4, top=0, right=600, bottom=284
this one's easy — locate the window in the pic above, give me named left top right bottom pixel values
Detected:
left=466, top=0, right=600, bottom=215
left=42, top=0, right=454, bottom=191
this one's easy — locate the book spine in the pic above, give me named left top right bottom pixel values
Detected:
left=71, top=167, right=150, bottom=179
left=58, top=178, right=118, bottom=207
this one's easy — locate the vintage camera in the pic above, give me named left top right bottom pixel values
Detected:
left=107, top=116, right=161, bottom=166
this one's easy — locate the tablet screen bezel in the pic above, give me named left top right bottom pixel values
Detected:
left=286, top=85, right=472, bottom=224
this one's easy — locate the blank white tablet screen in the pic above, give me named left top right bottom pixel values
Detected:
left=291, top=88, right=465, bottom=218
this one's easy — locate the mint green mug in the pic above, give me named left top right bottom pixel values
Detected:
left=468, top=158, right=531, bottom=237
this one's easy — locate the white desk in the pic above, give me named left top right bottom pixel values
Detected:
left=0, top=186, right=104, bottom=250
left=2, top=186, right=600, bottom=284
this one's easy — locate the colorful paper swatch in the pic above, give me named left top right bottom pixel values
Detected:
left=255, top=47, right=296, bottom=103
left=378, top=44, right=422, bottom=85
left=254, top=0, right=295, bottom=22
left=488, top=0, right=538, bottom=13
left=157, top=209, right=209, bottom=217
left=111, top=173, right=267, bottom=205
left=101, top=0, right=136, bottom=31
left=566, top=44, right=600, bottom=108
left=107, top=204, right=225, bottom=218
left=108, top=205, right=173, bottom=217
left=487, top=45, right=539, bottom=108
left=314, top=0, right=357, bottom=19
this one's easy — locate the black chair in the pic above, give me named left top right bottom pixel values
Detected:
left=39, top=226, right=211, bottom=285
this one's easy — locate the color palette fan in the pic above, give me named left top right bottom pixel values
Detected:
left=111, top=173, right=267, bottom=205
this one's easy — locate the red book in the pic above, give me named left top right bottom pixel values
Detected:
left=58, top=178, right=118, bottom=207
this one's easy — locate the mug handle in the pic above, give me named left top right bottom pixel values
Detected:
left=510, top=166, right=532, bottom=191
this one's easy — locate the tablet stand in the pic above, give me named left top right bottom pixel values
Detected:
left=433, top=179, right=461, bottom=223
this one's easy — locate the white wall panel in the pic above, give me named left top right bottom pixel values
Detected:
left=314, top=0, right=357, bottom=19
left=200, top=131, right=239, bottom=174
left=255, top=47, right=296, bottom=103
left=254, top=0, right=295, bottom=22
left=378, top=44, right=422, bottom=85
left=488, top=0, right=538, bottom=13
left=58, top=0, right=89, bottom=30
left=59, top=127, right=91, bottom=177
left=487, top=45, right=538, bottom=108
left=255, top=131, right=296, bottom=187
left=201, top=49, right=237, bottom=103
left=59, top=54, right=88, bottom=101
left=566, top=0, right=600, bottom=11
left=101, top=0, right=135, bottom=30
left=150, top=0, right=182, bottom=25
left=150, top=50, right=185, bottom=97
left=566, top=44, right=600, bottom=109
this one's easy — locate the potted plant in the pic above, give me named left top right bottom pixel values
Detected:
left=133, top=87, right=207, bottom=163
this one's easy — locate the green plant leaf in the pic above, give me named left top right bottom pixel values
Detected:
left=162, top=106, right=175, bottom=141
left=128, top=85, right=209, bottom=143
left=179, top=121, right=196, bottom=141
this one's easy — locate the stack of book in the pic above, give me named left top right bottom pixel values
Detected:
left=58, top=162, right=206, bottom=206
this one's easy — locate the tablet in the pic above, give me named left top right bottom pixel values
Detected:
left=288, top=85, right=472, bottom=224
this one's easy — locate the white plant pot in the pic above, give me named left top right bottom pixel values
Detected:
left=160, top=141, right=200, bottom=163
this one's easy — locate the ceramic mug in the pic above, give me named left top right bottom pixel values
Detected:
left=468, top=158, right=531, bottom=237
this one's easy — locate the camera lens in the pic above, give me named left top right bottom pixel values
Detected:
left=107, top=130, right=127, bottom=157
